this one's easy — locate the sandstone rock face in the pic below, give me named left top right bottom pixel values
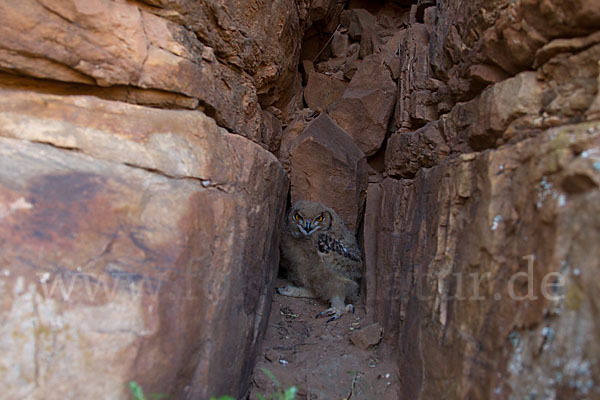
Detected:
left=261, top=107, right=284, bottom=154
left=358, top=0, right=600, bottom=398
left=0, top=90, right=287, bottom=400
left=350, top=322, right=384, bottom=349
left=393, top=23, right=439, bottom=131
left=289, top=114, right=368, bottom=233
left=277, top=116, right=310, bottom=175
left=385, top=121, right=449, bottom=178
left=2, top=0, right=600, bottom=398
left=331, top=31, right=351, bottom=58
left=369, top=122, right=600, bottom=399
left=340, top=9, right=383, bottom=58
left=328, top=54, right=397, bottom=156
left=303, top=71, right=348, bottom=112
left=0, top=0, right=312, bottom=142
left=387, top=0, right=600, bottom=137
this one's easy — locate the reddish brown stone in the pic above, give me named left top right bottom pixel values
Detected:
left=140, top=0, right=307, bottom=112
left=277, top=114, right=310, bottom=174
left=331, top=31, right=350, bottom=58
left=468, top=64, right=510, bottom=85
left=260, top=107, right=283, bottom=154
left=0, top=71, right=200, bottom=110
left=0, top=0, right=269, bottom=139
left=362, top=182, right=383, bottom=316
left=340, top=9, right=383, bottom=58
left=0, top=90, right=287, bottom=400
left=303, top=71, right=348, bottom=112
left=343, top=57, right=362, bottom=80
left=367, top=121, right=600, bottom=399
left=537, top=42, right=600, bottom=126
left=350, top=323, right=384, bottom=349
left=427, top=0, right=600, bottom=104
left=425, top=71, right=545, bottom=154
left=307, top=0, right=344, bottom=30
left=328, top=54, right=397, bottom=156
left=385, top=122, right=450, bottom=178
left=393, top=23, right=438, bottom=131
left=381, top=30, right=406, bottom=80
left=289, top=114, right=368, bottom=232
left=301, top=59, right=315, bottom=83
left=534, top=31, right=600, bottom=68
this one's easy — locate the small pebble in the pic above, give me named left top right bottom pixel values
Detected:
left=39, top=272, right=50, bottom=284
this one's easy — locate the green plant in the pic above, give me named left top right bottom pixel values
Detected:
left=130, top=381, right=147, bottom=400
left=209, top=397, right=235, bottom=400
left=129, top=381, right=169, bottom=400
left=256, top=368, right=297, bottom=400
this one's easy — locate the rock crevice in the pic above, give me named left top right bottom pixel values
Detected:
left=1, top=0, right=599, bottom=399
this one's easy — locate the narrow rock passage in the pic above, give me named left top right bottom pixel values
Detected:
left=249, top=279, right=400, bottom=400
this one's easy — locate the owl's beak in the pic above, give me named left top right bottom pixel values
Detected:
left=305, top=220, right=321, bottom=235
left=297, top=223, right=308, bottom=235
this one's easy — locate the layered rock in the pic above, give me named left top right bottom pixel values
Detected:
left=385, top=121, right=449, bottom=178
left=340, top=8, right=383, bottom=59
left=304, top=70, right=348, bottom=112
left=393, top=23, right=439, bottom=131
left=361, top=0, right=600, bottom=398
left=366, top=121, right=600, bottom=399
left=0, top=0, right=320, bottom=143
left=0, top=90, right=287, bottom=399
left=289, top=114, right=368, bottom=233
left=329, top=54, right=397, bottom=156
left=1, top=0, right=599, bottom=398
left=385, top=71, right=546, bottom=178
left=420, top=0, right=600, bottom=110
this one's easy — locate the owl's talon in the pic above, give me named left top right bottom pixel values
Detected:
left=315, top=310, right=331, bottom=318
left=326, top=314, right=340, bottom=323
left=276, top=286, right=291, bottom=296
left=277, top=285, right=317, bottom=298
left=316, top=305, right=350, bottom=322
left=315, top=307, right=336, bottom=319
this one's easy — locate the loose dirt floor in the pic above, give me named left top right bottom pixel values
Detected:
left=248, top=279, right=401, bottom=400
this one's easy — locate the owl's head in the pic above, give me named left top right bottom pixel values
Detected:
left=287, top=200, right=333, bottom=237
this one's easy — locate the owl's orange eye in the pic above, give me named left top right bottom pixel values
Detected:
left=315, top=215, right=324, bottom=222
left=293, top=213, right=301, bottom=221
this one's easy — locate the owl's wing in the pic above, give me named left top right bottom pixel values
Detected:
left=316, top=233, right=362, bottom=263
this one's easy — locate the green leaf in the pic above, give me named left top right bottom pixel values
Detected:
left=129, top=381, right=147, bottom=400
left=261, top=368, right=281, bottom=389
left=283, top=386, right=297, bottom=400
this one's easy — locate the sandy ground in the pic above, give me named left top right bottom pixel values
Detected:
left=248, top=279, right=400, bottom=400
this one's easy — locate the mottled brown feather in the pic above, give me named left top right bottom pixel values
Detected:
left=280, top=200, right=363, bottom=305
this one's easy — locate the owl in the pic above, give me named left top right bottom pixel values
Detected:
left=278, top=200, right=363, bottom=322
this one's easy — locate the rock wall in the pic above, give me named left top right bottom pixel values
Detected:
left=0, top=91, right=287, bottom=399
left=0, top=0, right=317, bottom=398
left=253, top=0, right=598, bottom=398
left=368, top=123, right=600, bottom=398
left=356, top=0, right=600, bottom=399
left=0, top=0, right=316, bottom=144
left=1, top=0, right=599, bottom=398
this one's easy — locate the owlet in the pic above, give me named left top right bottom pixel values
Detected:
left=278, top=200, right=363, bottom=322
